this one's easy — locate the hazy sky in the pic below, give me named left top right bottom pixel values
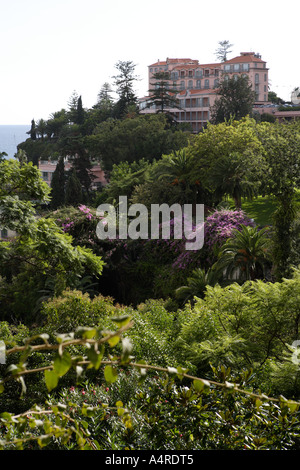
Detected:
left=1, top=0, right=299, bottom=125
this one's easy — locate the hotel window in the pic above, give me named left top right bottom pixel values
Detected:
left=180, top=81, right=185, bottom=90
left=224, top=64, right=230, bottom=71
left=196, top=80, right=201, bottom=88
left=255, top=73, right=259, bottom=84
left=264, top=73, right=267, bottom=82
left=242, top=63, right=249, bottom=71
left=204, top=69, right=210, bottom=77
left=195, top=69, right=202, bottom=78
left=234, top=64, right=240, bottom=71
left=42, top=172, right=49, bottom=181
left=189, top=70, right=193, bottom=77
left=204, top=79, right=209, bottom=89
left=214, top=79, right=219, bottom=88
left=188, top=80, right=193, bottom=89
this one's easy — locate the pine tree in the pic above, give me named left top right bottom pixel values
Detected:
left=112, top=60, right=139, bottom=118
left=76, top=95, right=85, bottom=125
left=215, top=40, right=233, bottom=62
left=147, top=71, right=180, bottom=114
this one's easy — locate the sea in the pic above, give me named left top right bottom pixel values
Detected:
left=0, top=125, right=30, bottom=159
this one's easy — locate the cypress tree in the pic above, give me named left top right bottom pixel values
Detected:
left=65, top=168, right=83, bottom=205
left=50, top=157, right=65, bottom=209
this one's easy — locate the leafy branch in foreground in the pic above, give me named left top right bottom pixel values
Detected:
left=1, top=316, right=300, bottom=450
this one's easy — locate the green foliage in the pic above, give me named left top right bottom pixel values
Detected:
left=213, top=224, right=272, bottom=282
left=187, top=117, right=266, bottom=207
left=65, top=168, right=83, bottom=205
left=40, top=289, right=120, bottom=334
left=0, top=161, right=104, bottom=323
left=1, top=313, right=300, bottom=450
left=86, top=114, right=190, bottom=172
left=174, top=268, right=300, bottom=377
left=147, top=71, right=180, bottom=113
left=3, top=81, right=300, bottom=451
left=256, top=120, right=300, bottom=278
left=175, top=267, right=220, bottom=305
left=50, top=156, right=65, bottom=209
left=211, top=75, right=256, bottom=123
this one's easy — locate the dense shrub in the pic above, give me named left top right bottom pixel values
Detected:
left=173, top=268, right=300, bottom=392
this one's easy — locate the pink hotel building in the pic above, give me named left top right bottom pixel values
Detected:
left=139, top=52, right=269, bottom=132
left=38, top=52, right=269, bottom=187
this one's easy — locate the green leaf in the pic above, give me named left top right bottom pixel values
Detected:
left=193, top=378, right=210, bottom=392
left=38, top=436, right=51, bottom=448
left=107, top=335, right=120, bottom=347
left=44, top=369, right=59, bottom=392
left=104, top=365, right=118, bottom=384
left=255, top=398, right=263, bottom=409
left=76, top=326, right=97, bottom=339
left=286, top=400, right=299, bottom=413
left=87, top=345, right=104, bottom=370
left=53, top=351, right=72, bottom=377
left=111, top=315, right=131, bottom=328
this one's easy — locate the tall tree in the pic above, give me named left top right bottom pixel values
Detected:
left=67, top=90, right=80, bottom=123
left=29, top=119, right=37, bottom=140
left=256, top=120, right=300, bottom=279
left=50, top=156, right=65, bottom=209
left=76, top=95, right=85, bottom=126
left=93, top=82, right=114, bottom=122
left=210, top=76, right=256, bottom=124
left=147, top=71, right=180, bottom=114
left=215, top=40, right=233, bottom=62
left=96, top=82, right=114, bottom=108
left=188, top=117, right=266, bottom=207
left=112, top=60, right=139, bottom=118
left=65, top=168, right=83, bottom=205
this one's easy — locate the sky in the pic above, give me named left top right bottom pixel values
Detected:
left=0, top=0, right=299, bottom=125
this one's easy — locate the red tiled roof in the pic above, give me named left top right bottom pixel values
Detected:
left=189, top=88, right=215, bottom=94
left=149, top=58, right=196, bottom=67
left=224, top=54, right=266, bottom=64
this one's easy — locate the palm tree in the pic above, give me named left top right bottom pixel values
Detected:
left=155, top=149, right=195, bottom=205
left=213, top=225, right=271, bottom=282
left=175, top=267, right=220, bottom=304
left=209, top=152, right=258, bottom=209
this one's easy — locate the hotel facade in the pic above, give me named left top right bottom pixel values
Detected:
left=139, top=52, right=269, bottom=132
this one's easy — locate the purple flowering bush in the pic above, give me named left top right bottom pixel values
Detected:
left=49, top=205, right=99, bottom=249
left=48, top=206, right=255, bottom=303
